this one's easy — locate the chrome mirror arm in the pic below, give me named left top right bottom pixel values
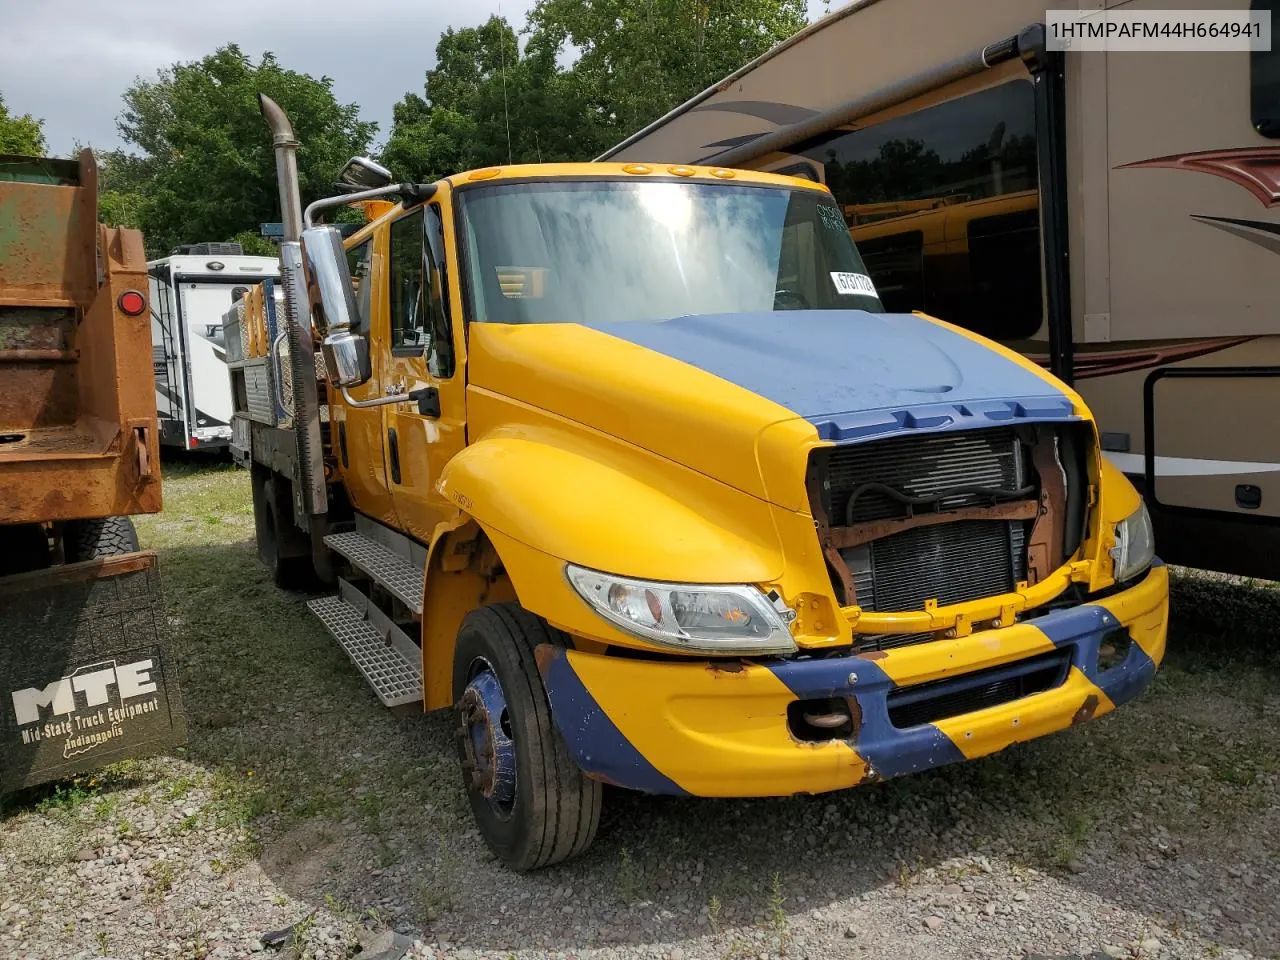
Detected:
left=303, top=182, right=439, bottom=229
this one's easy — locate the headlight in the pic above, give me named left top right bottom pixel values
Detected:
left=1111, top=500, right=1155, bottom=583
left=565, top=564, right=797, bottom=655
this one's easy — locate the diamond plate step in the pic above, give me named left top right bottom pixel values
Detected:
left=325, top=531, right=423, bottom=613
left=307, top=583, right=422, bottom=708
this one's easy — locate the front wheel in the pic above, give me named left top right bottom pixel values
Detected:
left=453, top=604, right=601, bottom=871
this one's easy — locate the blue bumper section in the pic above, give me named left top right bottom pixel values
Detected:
left=538, top=646, right=688, bottom=795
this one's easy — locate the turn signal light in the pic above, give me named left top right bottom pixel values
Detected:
left=118, top=290, right=146, bottom=316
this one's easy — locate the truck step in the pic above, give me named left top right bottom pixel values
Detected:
left=324, top=531, right=423, bottom=613
left=307, top=580, right=423, bottom=708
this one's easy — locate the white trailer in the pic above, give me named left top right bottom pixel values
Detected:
left=148, top=244, right=280, bottom=451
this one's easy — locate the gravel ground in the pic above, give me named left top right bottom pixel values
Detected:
left=2, top=462, right=1278, bottom=960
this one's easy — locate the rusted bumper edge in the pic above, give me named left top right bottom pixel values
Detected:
left=537, top=562, right=1169, bottom=798
left=0, top=551, right=188, bottom=794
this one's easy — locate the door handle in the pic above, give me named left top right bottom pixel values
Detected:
left=410, top=386, right=441, bottom=418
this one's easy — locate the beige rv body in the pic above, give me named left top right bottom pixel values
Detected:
left=602, top=0, right=1280, bottom=578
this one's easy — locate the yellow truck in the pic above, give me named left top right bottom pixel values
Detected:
left=231, top=96, right=1168, bottom=871
left=0, top=151, right=185, bottom=794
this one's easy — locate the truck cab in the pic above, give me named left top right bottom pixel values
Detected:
left=237, top=97, right=1168, bottom=872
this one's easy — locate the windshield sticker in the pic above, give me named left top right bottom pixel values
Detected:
left=830, top=272, right=878, bottom=297
left=818, top=205, right=849, bottom=233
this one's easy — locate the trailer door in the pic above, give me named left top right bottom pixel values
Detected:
left=148, top=266, right=188, bottom=446
left=175, top=280, right=248, bottom=444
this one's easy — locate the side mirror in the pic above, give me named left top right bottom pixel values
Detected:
left=300, top=225, right=372, bottom=388
left=338, top=156, right=393, bottom=192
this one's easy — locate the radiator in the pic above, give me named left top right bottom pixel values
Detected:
left=844, top=519, right=1027, bottom=613
left=827, top=427, right=1023, bottom=524
left=823, top=427, right=1031, bottom=615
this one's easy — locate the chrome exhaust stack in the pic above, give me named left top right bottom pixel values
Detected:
left=259, top=94, right=304, bottom=243
left=258, top=94, right=326, bottom=519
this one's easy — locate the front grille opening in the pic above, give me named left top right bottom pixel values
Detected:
left=844, top=519, right=1027, bottom=612
left=787, top=697, right=855, bottom=742
left=854, top=630, right=938, bottom=654
left=1097, top=627, right=1133, bottom=671
left=0, top=433, right=24, bottom=444
left=886, top=649, right=1071, bottom=729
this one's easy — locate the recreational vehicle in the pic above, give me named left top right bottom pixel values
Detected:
left=601, top=0, right=1280, bottom=579
left=149, top=244, right=280, bottom=451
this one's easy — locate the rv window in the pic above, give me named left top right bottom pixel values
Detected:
left=345, top=239, right=374, bottom=337
left=855, top=231, right=924, bottom=313
left=799, top=80, right=1043, bottom=340
left=1253, top=0, right=1280, bottom=136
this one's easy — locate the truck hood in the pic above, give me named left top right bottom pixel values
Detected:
left=467, top=310, right=1075, bottom=505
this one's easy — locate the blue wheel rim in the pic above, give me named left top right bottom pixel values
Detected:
left=459, top=664, right=516, bottom=814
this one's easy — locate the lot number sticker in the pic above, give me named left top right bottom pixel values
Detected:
left=830, top=272, right=878, bottom=297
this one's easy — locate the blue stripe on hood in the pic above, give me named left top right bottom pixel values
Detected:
left=582, top=310, right=1074, bottom=442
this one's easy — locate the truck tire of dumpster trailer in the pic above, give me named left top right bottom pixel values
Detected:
left=453, top=603, right=602, bottom=871
left=250, top=462, right=314, bottom=590
left=63, top=516, right=140, bottom=561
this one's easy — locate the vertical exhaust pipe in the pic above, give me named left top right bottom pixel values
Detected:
left=258, top=94, right=327, bottom=522
left=258, top=94, right=303, bottom=243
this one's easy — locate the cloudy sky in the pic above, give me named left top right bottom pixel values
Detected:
left=1, top=0, right=833, bottom=157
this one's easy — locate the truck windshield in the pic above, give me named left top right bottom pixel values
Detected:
left=457, top=178, right=883, bottom=324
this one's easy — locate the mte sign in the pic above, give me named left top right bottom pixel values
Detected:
left=11, top=659, right=157, bottom=727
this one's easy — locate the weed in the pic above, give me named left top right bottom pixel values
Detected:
left=162, top=775, right=197, bottom=801
left=146, top=860, right=176, bottom=898
left=418, top=848, right=460, bottom=916
left=290, top=911, right=318, bottom=951
left=767, top=872, right=790, bottom=954
left=357, top=792, right=387, bottom=836
left=34, top=781, right=98, bottom=814
left=616, top=845, right=642, bottom=905
left=90, top=795, right=120, bottom=823
left=708, top=894, right=723, bottom=933
left=95, top=930, right=109, bottom=954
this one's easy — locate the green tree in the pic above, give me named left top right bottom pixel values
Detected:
left=0, top=93, right=47, bottom=156
left=381, top=16, right=592, bottom=182
left=529, top=0, right=808, bottom=153
left=103, top=45, right=375, bottom=256
left=383, top=3, right=804, bottom=180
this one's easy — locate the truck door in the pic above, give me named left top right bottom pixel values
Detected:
left=334, top=233, right=398, bottom=528
left=383, top=198, right=465, bottom=545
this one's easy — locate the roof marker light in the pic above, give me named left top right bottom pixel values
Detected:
left=668, top=166, right=696, bottom=177
left=622, top=163, right=652, bottom=175
left=710, top=168, right=736, bottom=179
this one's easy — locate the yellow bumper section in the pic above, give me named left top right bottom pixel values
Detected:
left=537, top=563, right=1168, bottom=798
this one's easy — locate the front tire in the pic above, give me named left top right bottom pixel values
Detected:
left=453, top=604, right=601, bottom=871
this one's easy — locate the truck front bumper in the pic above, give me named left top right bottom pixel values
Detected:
left=538, top=562, right=1168, bottom=797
